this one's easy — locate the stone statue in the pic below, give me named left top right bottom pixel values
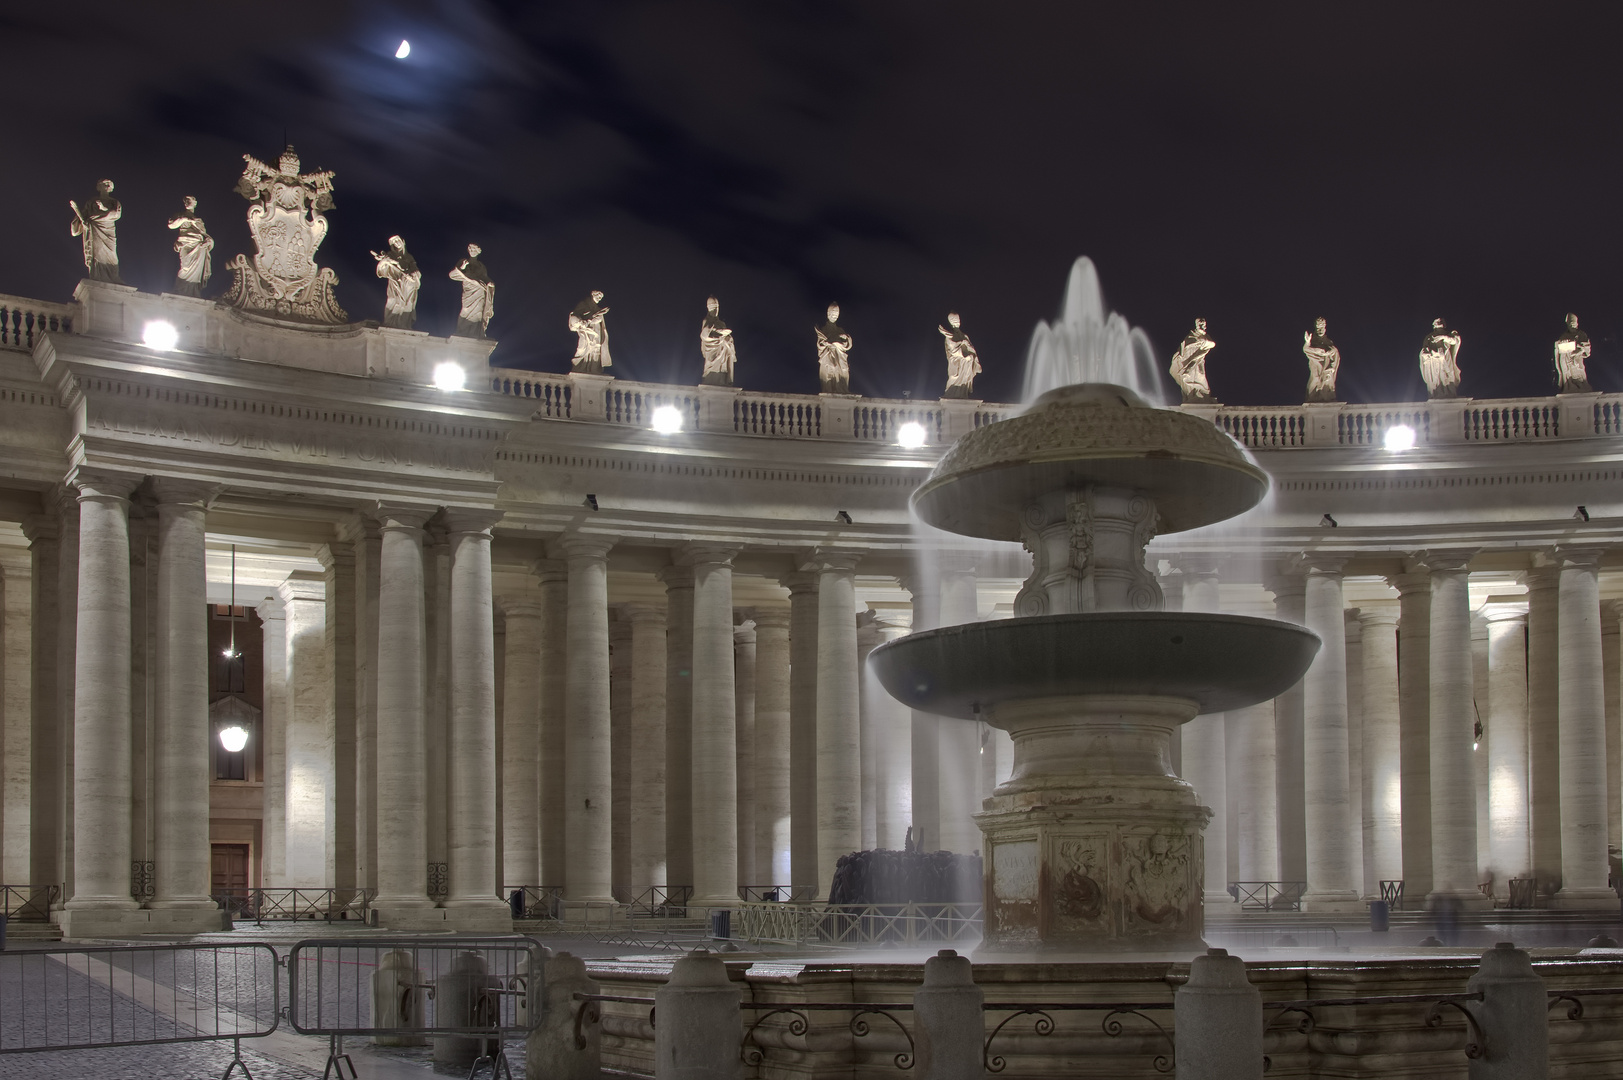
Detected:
left=1302, top=317, right=1340, bottom=402
left=166, top=196, right=213, bottom=297
left=1418, top=317, right=1463, bottom=399
left=816, top=303, right=852, bottom=394
left=569, top=290, right=612, bottom=373
left=1553, top=313, right=1592, bottom=393
left=449, top=244, right=495, bottom=339
left=68, top=179, right=123, bottom=284
left=222, top=146, right=347, bottom=323
left=699, top=296, right=737, bottom=386
left=939, top=312, right=982, bottom=398
left=1168, top=319, right=1215, bottom=403
left=371, top=236, right=421, bottom=330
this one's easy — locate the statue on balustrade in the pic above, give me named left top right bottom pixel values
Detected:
left=816, top=303, right=853, bottom=394
left=68, top=179, right=123, bottom=284
left=1302, top=316, right=1340, bottom=402
left=940, top=312, right=982, bottom=398
left=222, top=146, right=348, bottom=323
left=569, top=290, right=613, bottom=373
left=449, top=244, right=495, bottom=339
left=1418, top=317, right=1463, bottom=398
left=1553, top=313, right=1592, bottom=393
left=699, top=296, right=737, bottom=386
left=371, top=236, right=421, bottom=330
left=166, top=196, right=213, bottom=297
left=1169, top=318, right=1215, bottom=403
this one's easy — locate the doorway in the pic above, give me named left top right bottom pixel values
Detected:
left=211, top=844, right=250, bottom=901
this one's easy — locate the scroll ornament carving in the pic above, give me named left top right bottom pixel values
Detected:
left=222, top=146, right=349, bottom=324
left=1121, top=831, right=1193, bottom=930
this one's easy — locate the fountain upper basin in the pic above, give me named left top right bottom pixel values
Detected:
left=868, top=611, right=1319, bottom=721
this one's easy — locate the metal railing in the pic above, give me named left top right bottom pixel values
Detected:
left=0, top=884, right=61, bottom=922
left=623, top=885, right=693, bottom=918
left=1226, top=881, right=1308, bottom=912
left=0, top=295, right=74, bottom=351
left=505, top=884, right=565, bottom=920
left=1506, top=877, right=1538, bottom=909
left=738, top=884, right=796, bottom=903
left=213, top=888, right=374, bottom=924
left=1379, top=878, right=1405, bottom=911
left=0, top=942, right=278, bottom=1077
left=736, top=901, right=983, bottom=947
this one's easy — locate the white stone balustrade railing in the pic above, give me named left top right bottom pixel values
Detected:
left=0, top=294, right=75, bottom=351
left=1206, top=393, right=1623, bottom=449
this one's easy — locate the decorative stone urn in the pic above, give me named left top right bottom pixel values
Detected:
left=871, top=384, right=1319, bottom=958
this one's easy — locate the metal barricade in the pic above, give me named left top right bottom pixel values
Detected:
left=0, top=942, right=279, bottom=1077
left=0, top=884, right=61, bottom=922
left=285, top=936, right=544, bottom=1079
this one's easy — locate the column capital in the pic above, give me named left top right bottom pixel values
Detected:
left=1481, top=603, right=1527, bottom=626
left=935, top=552, right=980, bottom=576
left=675, top=541, right=742, bottom=568
left=1174, top=554, right=1223, bottom=578
left=373, top=502, right=436, bottom=531
left=1359, top=606, right=1401, bottom=629
left=778, top=569, right=818, bottom=595
left=555, top=533, right=615, bottom=562
left=277, top=570, right=327, bottom=604
left=316, top=540, right=356, bottom=571
left=499, top=592, right=547, bottom=620
left=622, top=601, right=667, bottom=627
left=734, top=622, right=758, bottom=645
left=149, top=477, right=221, bottom=507
left=1283, top=550, right=1348, bottom=576
left=1343, top=606, right=1362, bottom=633
left=441, top=507, right=504, bottom=536
left=69, top=468, right=141, bottom=503
left=20, top=512, right=58, bottom=544
left=1600, top=599, right=1623, bottom=626
left=337, top=512, right=382, bottom=545
left=798, top=547, right=863, bottom=575
left=658, top=563, right=695, bottom=590
left=1387, top=569, right=1431, bottom=595
left=530, top=556, right=569, bottom=584
left=1553, top=544, right=1605, bottom=570
left=1521, top=562, right=1561, bottom=591
left=748, top=604, right=791, bottom=631
left=256, top=595, right=285, bottom=622
left=1412, top=548, right=1479, bottom=574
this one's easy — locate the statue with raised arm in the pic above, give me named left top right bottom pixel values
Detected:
left=940, top=312, right=982, bottom=398
left=166, top=196, right=213, bottom=297
left=449, top=244, right=495, bottom=339
left=1169, top=318, right=1216, bottom=403
left=699, top=296, right=737, bottom=386
left=1553, top=313, right=1592, bottom=393
left=69, top=179, right=123, bottom=284
left=569, top=290, right=612, bottom=373
left=1302, top=316, right=1340, bottom=402
left=222, top=145, right=347, bottom=323
left=1418, top=317, right=1463, bottom=399
left=371, top=235, right=420, bottom=330
left=816, top=303, right=852, bottom=394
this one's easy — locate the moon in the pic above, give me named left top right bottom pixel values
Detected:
left=395, top=39, right=411, bottom=59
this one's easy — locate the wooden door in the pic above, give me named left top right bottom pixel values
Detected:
left=211, top=844, right=250, bottom=899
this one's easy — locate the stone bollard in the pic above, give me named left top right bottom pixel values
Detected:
left=432, top=950, right=496, bottom=1070
left=654, top=949, right=742, bottom=1080
left=527, top=951, right=600, bottom=1080
left=1174, top=947, right=1264, bottom=1080
left=515, top=945, right=552, bottom=1031
left=1467, top=941, right=1548, bottom=1080
left=371, top=948, right=426, bottom=1047
left=913, top=948, right=986, bottom=1080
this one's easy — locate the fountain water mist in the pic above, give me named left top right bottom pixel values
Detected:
left=1022, top=256, right=1164, bottom=405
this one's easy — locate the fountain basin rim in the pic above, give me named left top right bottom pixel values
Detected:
left=868, top=611, right=1320, bottom=720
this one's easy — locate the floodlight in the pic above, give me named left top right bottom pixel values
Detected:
left=897, top=421, right=927, bottom=448
left=218, top=725, right=249, bottom=753
left=142, top=320, right=179, bottom=351
left=1383, top=424, right=1416, bottom=452
left=651, top=404, right=684, bottom=433
left=433, top=361, right=466, bottom=392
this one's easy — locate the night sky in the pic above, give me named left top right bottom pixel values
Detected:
left=5, top=3, right=1623, bottom=407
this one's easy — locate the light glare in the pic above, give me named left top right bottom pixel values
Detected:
left=218, top=725, right=249, bottom=753
left=897, top=421, right=927, bottom=448
left=142, top=320, right=179, bottom=351
left=395, top=40, right=411, bottom=59
left=1383, top=424, right=1416, bottom=452
left=650, top=404, right=684, bottom=434
left=433, top=361, right=466, bottom=392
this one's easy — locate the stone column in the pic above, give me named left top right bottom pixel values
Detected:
left=500, top=588, right=544, bottom=889
left=258, top=596, right=287, bottom=886
left=1604, top=602, right=1622, bottom=877
left=561, top=536, right=615, bottom=903
left=1270, top=574, right=1307, bottom=883
left=1296, top=557, right=1358, bottom=909
left=536, top=560, right=568, bottom=887
left=1553, top=549, right=1613, bottom=908
left=1485, top=607, right=1530, bottom=887
left=1359, top=608, right=1403, bottom=896
left=909, top=581, right=941, bottom=853
left=1179, top=560, right=1227, bottom=903
left=148, top=479, right=218, bottom=926
left=371, top=506, right=434, bottom=926
left=319, top=540, right=358, bottom=896
left=813, top=552, right=862, bottom=898
left=625, top=603, right=667, bottom=891
left=856, top=618, right=880, bottom=852
left=1, top=548, right=31, bottom=885
left=1525, top=562, right=1560, bottom=897
left=423, top=529, right=451, bottom=878
left=1473, top=614, right=1492, bottom=885
left=54, top=492, right=78, bottom=904
left=280, top=571, right=331, bottom=889
left=1345, top=608, right=1366, bottom=896
left=751, top=606, right=791, bottom=885
left=660, top=564, right=695, bottom=890
left=1420, top=550, right=1485, bottom=906
left=937, top=561, right=980, bottom=854
left=684, top=543, right=740, bottom=908
left=872, top=616, right=913, bottom=851
left=21, top=515, right=58, bottom=897
left=59, top=473, right=141, bottom=935
left=783, top=571, right=819, bottom=897
left=734, top=619, right=757, bottom=887
left=1229, top=701, right=1279, bottom=881
left=609, top=616, right=633, bottom=899
left=1393, top=570, right=1434, bottom=900
left=351, top=517, right=381, bottom=892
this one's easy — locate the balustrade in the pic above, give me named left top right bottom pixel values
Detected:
left=0, top=294, right=74, bottom=351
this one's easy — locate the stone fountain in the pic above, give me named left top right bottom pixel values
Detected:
left=870, top=383, right=1320, bottom=959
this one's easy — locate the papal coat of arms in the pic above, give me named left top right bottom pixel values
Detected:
left=221, top=146, right=349, bottom=323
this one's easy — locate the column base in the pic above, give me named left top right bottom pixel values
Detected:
left=372, top=897, right=450, bottom=932
left=59, top=904, right=223, bottom=939
left=1301, top=890, right=1365, bottom=913
left=1202, top=890, right=1237, bottom=907
left=1424, top=888, right=1493, bottom=911
left=1550, top=887, right=1620, bottom=911
left=440, top=898, right=516, bottom=933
